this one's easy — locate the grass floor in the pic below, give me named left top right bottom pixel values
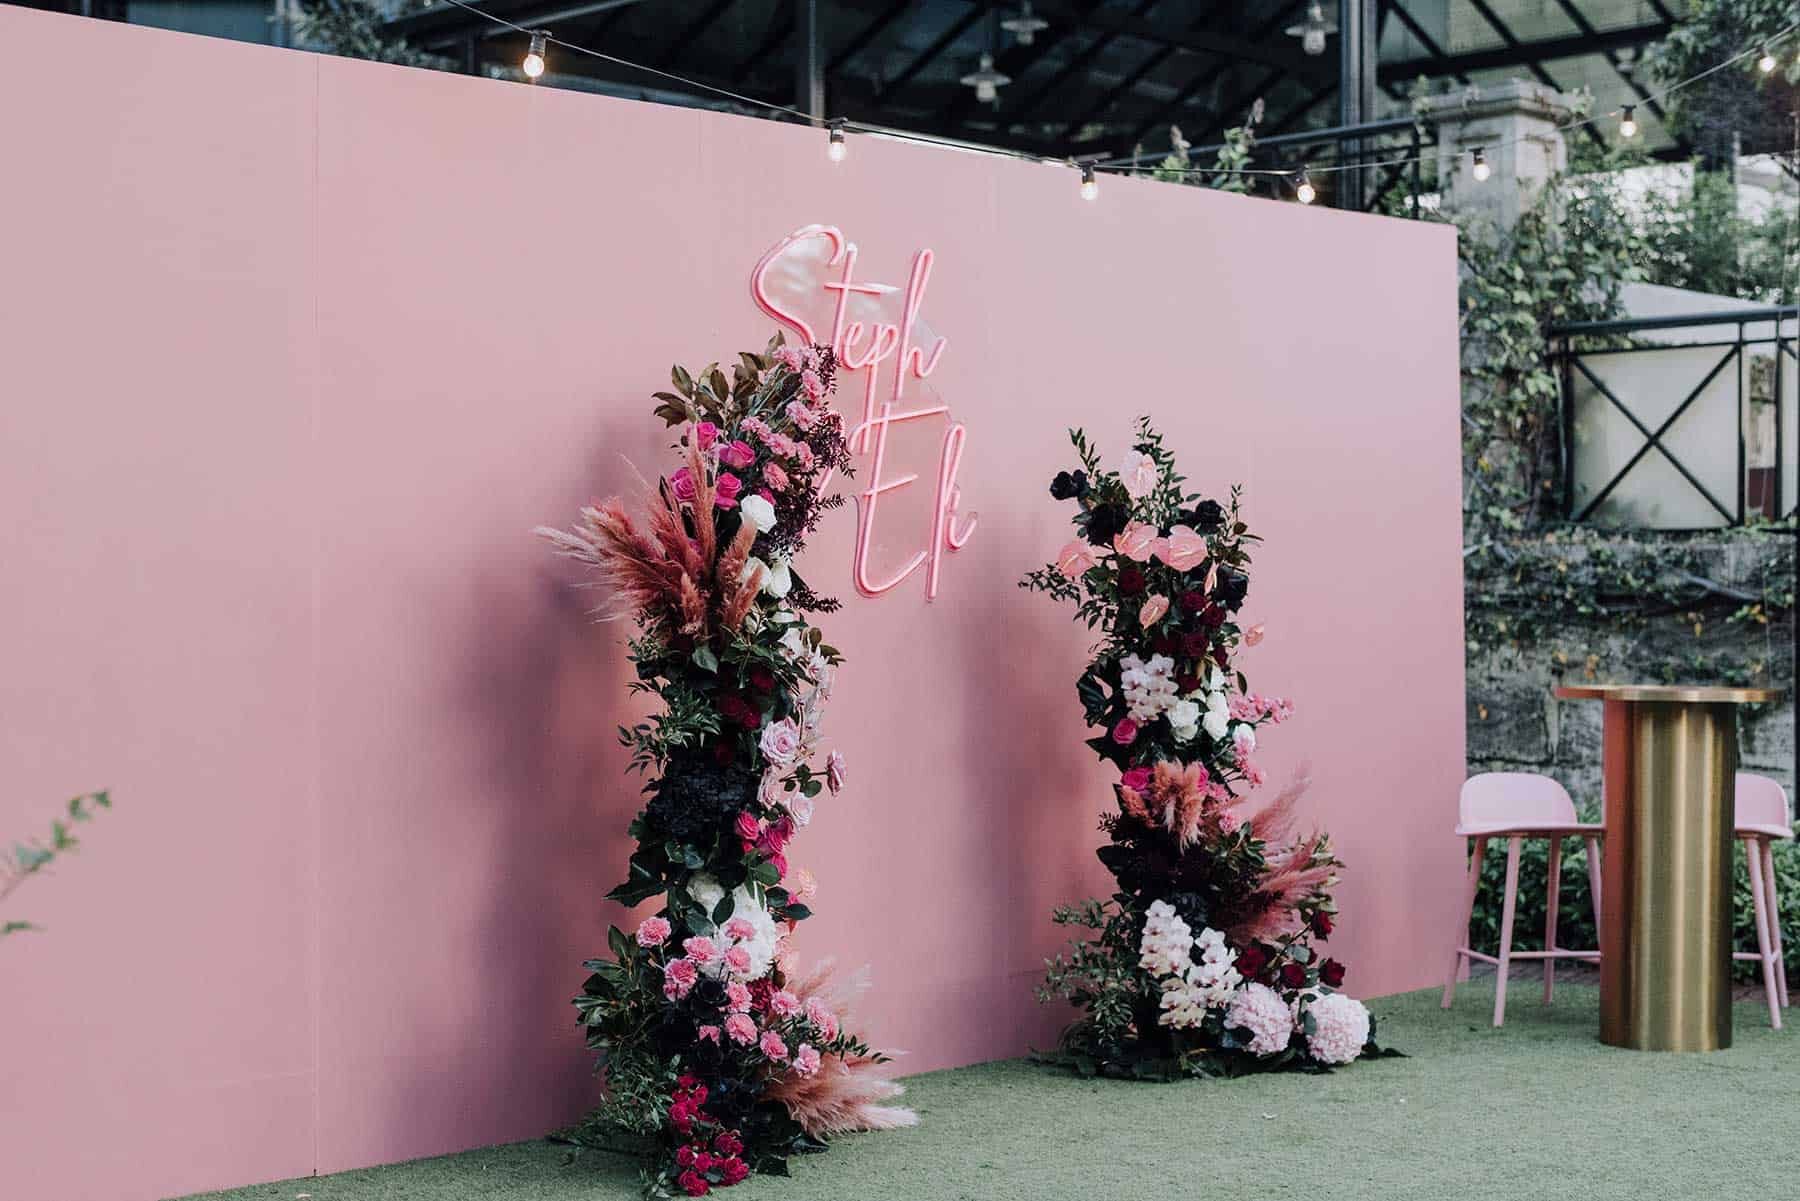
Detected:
left=191, top=983, right=1797, bottom=1201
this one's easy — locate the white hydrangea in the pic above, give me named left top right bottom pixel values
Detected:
left=686, top=875, right=781, bottom=981
left=1120, top=653, right=1179, bottom=722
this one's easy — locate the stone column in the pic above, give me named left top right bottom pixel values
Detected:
left=1427, top=79, right=1577, bottom=228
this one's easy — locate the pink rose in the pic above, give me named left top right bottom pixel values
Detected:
left=1055, top=539, right=1098, bottom=579
left=682, top=936, right=718, bottom=966
left=635, top=916, right=672, bottom=948
left=770, top=989, right=802, bottom=1017
left=785, top=791, right=815, bottom=827
left=763, top=461, right=790, bottom=491
left=723, top=945, right=752, bottom=974
left=759, top=1030, right=788, bottom=1061
left=1244, top=623, right=1265, bottom=647
left=1139, top=596, right=1169, bottom=627
left=725, top=981, right=753, bottom=1011
left=759, top=816, right=794, bottom=855
left=768, top=851, right=788, bottom=881
left=733, top=811, right=760, bottom=842
left=720, top=440, right=756, bottom=470
left=724, top=1013, right=757, bottom=1044
left=713, top=472, right=743, bottom=508
left=722, top=917, right=756, bottom=943
left=697, top=1024, right=721, bottom=1044
left=792, top=1044, right=822, bottom=1077
left=785, top=401, right=818, bottom=430
left=1113, top=521, right=1164, bottom=563
left=1112, top=718, right=1139, bottom=746
left=826, top=749, right=847, bottom=795
left=693, top=421, right=719, bottom=452
left=670, top=467, right=698, bottom=504
left=759, top=718, right=802, bottom=767
left=1121, top=766, right=1152, bottom=792
left=1158, top=524, right=1208, bottom=571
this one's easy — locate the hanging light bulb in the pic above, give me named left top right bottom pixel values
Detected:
left=522, top=30, right=548, bottom=81
left=827, top=119, right=847, bottom=163
left=1294, top=167, right=1317, bottom=205
left=1001, top=2, right=1049, bottom=47
left=1284, top=3, right=1338, bottom=57
left=1618, top=105, right=1638, bottom=139
left=1079, top=162, right=1098, bottom=202
left=960, top=53, right=1011, bottom=104
left=1757, top=47, right=1777, bottom=74
left=1471, top=147, right=1491, bottom=182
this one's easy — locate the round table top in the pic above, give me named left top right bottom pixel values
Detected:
left=1554, top=683, right=1783, bottom=704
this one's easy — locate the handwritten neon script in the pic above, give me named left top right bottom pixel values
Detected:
left=750, top=225, right=976, bottom=600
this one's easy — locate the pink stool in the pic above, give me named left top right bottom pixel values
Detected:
left=1443, top=773, right=1604, bottom=1027
left=1734, top=772, right=1792, bottom=1029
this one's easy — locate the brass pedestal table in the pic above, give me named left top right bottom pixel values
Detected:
left=1555, top=684, right=1781, bottom=1051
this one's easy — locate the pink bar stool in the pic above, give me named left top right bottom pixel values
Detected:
left=1442, top=773, right=1604, bottom=1027
left=1734, top=772, right=1792, bottom=1029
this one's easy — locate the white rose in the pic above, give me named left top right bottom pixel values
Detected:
left=759, top=718, right=802, bottom=767
left=739, top=493, right=777, bottom=534
left=1167, top=699, right=1201, bottom=742
left=1203, top=706, right=1230, bottom=741
left=785, top=791, right=815, bottom=827
left=762, top=558, right=793, bottom=599
left=742, top=556, right=771, bottom=588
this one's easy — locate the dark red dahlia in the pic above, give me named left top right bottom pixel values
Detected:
left=1279, top=962, right=1308, bottom=989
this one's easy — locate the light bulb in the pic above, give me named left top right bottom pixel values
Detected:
left=1302, top=28, right=1325, bottom=56
left=1295, top=169, right=1317, bottom=205
left=1079, top=163, right=1098, bottom=201
left=522, top=30, right=547, bottom=80
left=1471, top=148, right=1491, bottom=182
left=827, top=122, right=847, bottom=162
left=1618, top=106, right=1637, bottom=139
left=1757, top=48, right=1777, bottom=74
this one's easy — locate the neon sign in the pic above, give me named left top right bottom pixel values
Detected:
left=750, top=225, right=976, bottom=601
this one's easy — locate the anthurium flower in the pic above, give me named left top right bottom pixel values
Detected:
left=1139, top=595, right=1170, bottom=627
left=1056, top=539, right=1099, bottom=578
left=1244, top=623, right=1265, bottom=646
left=1119, top=449, right=1160, bottom=499
left=1112, top=521, right=1164, bottom=563
left=1158, top=524, right=1208, bottom=571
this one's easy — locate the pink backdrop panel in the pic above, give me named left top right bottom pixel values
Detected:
left=0, top=10, right=1466, bottom=1201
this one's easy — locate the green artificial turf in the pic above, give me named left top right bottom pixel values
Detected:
left=190, top=983, right=1798, bottom=1201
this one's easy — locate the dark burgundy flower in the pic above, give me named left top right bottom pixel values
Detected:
left=717, top=695, right=754, bottom=725
left=1279, top=961, right=1308, bottom=989
left=1311, top=910, right=1335, bottom=938
left=676, top=1146, right=697, bottom=1169
left=711, top=741, right=734, bottom=766
left=713, top=1131, right=743, bottom=1157
left=1175, top=672, right=1202, bottom=694
left=1320, top=958, right=1347, bottom=988
left=1083, top=502, right=1128, bottom=547
left=747, top=668, right=775, bottom=693
left=1198, top=601, right=1226, bottom=629
left=1117, top=567, right=1146, bottom=596
left=1180, top=631, right=1210, bottom=659
left=1049, top=470, right=1088, bottom=501
left=1215, top=567, right=1249, bottom=612
left=1212, top=645, right=1230, bottom=670
left=1177, top=590, right=1206, bottom=613
left=677, top=1169, right=709, bottom=1197
left=1236, top=943, right=1269, bottom=980
left=1152, top=635, right=1180, bottom=657
left=1185, top=499, right=1225, bottom=532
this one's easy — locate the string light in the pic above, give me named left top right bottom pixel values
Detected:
left=1471, top=147, right=1491, bottom=182
left=1294, top=167, right=1317, bottom=205
left=827, top=119, right=847, bottom=163
left=522, top=30, right=547, bottom=81
left=1618, top=105, right=1638, bottom=139
left=1758, top=47, right=1778, bottom=74
left=1079, top=161, right=1098, bottom=201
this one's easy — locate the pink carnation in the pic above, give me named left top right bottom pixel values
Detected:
left=764, top=461, right=790, bottom=491
left=799, top=370, right=825, bottom=400
left=725, top=981, right=753, bottom=1012
left=722, top=917, right=757, bottom=942
left=724, top=1012, right=757, bottom=1045
left=663, top=958, right=698, bottom=999
left=774, top=347, right=805, bottom=371
left=1303, top=993, right=1370, bottom=1065
left=635, top=916, right=672, bottom=948
left=1225, top=982, right=1294, bottom=1056
left=682, top=936, right=718, bottom=966
left=793, top=442, right=815, bottom=469
left=769, top=989, right=803, bottom=1017
left=723, top=945, right=752, bottom=975
left=741, top=416, right=772, bottom=442
left=792, top=1044, right=822, bottom=1077
left=696, top=1024, right=721, bottom=1044
left=804, top=997, right=838, bottom=1041
left=759, top=1030, right=789, bottom=1061
left=785, top=401, right=818, bottom=430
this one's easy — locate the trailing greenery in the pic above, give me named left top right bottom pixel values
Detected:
left=1637, top=169, right=1799, bottom=304
left=1654, top=0, right=1800, bottom=164
left=3, top=791, right=111, bottom=938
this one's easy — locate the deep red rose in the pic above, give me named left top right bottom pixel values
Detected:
left=677, top=1169, right=710, bottom=1197
left=1320, top=958, right=1347, bottom=988
left=1199, top=601, right=1226, bottom=629
left=677, top=1074, right=699, bottom=1091
left=1212, top=644, right=1230, bottom=670
left=1311, top=910, right=1335, bottom=938
left=1117, top=567, right=1146, bottom=596
left=1121, top=766, right=1152, bottom=791
left=719, top=1158, right=749, bottom=1185
left=1177, top=590, right=1206, bottom=613
left=1235, top=943, right=1269, bottom=980
left=711, top=741, right=735, bottom=767
left=714, top=1131, right=743, bottom=1157
left=1175, top=672, right=1203, bottom=694
left=1151, top=635, right=1180, bottom=657
left=1279, top=961, right=1308, bottom=989
left=1180, top=631, right=1209, bottom=659
left=694, top=1152, right=715, bottom=1173
left=748, top=668, right=775, bottom=693
left=717, top=695, right=751, bottom=724
left=676, top=1146, right=697, bottom=1169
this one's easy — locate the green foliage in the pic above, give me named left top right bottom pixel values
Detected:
left=1134, top=103, right=1266, bottom=195
left=1654, top=0, right=1800, bottom=162
left=3, top=791, right=111, bottom=938
left=289, top=0, right=442, bottom=68
left=1466, top=813, right=1800, bottom=983
left=1636, top=169, right=1799, bottom=304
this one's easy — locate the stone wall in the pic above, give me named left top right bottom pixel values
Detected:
left=1466, top=533, right=1796, bottom=812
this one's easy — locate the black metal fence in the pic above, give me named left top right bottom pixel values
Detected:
left=1550, top=307, right=1799, bottom=529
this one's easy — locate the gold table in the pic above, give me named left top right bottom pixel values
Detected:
left=1555, top=684, right=1781, bottom=1051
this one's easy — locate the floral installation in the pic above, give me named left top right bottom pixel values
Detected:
left=1023, top=419, right=1393, bottom=1079
left=538, top=335, right=913, bottom=1197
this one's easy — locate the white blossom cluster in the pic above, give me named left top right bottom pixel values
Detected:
left=1118, top=653, right=1179, bottom=722
left=1137, top=901, right=1242, bottom=1030
left=686, top=874, right=781, bottom=980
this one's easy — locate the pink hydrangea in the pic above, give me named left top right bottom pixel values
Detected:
left=759, top=1030, right=788, bottom=1061
left=1303, top=993, right=1370, bottom=1065
left=769, top=990, right=802, bottom=1017
left=1224, top=983, right=1294, bottom=1056
left=723, top=1013, right=757, bottom=1045
left=682, top=936, right=718, bottom=966
left=804, top=997, right=838, bottom=1040
left=635, top=916, right=672, bottom=948
left=792, top=1044, right=822, bottom=1077
left=724, top=981, right=753, bottom=1012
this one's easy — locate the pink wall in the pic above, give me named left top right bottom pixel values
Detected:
left=0, top=10, right=1465, bottom=1201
